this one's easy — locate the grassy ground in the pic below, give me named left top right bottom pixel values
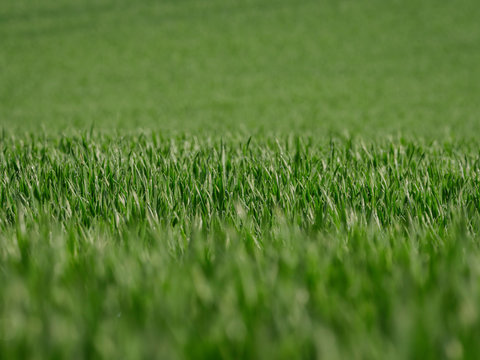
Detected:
left=1, top=0, right=480, bottom=359
left=2, top=0, right=480, bottom=137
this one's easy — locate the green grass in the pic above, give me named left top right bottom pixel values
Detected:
left=1, top=0, right=480, bottom=359
left=2, top=0, right=480, bottom=138
left=2, top=134, right=480, bottom=359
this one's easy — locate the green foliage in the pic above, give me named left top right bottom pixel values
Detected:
left=1, top=133, right=480, bottom=359
left=2, top=0, right=480, bottom=358
left=1, top=0, right=480, bottom=138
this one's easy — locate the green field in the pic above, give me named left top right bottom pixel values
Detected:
left=1, top=0, right=480, bottom=359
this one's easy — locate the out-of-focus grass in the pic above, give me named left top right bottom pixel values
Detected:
left=1, top=133, right=480, bottom=359
left=2, top=219, right=480, bottom=359
left=1, top=0, right=480, bottom=138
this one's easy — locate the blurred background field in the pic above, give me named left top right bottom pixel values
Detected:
left=1, top=0, right=479, bottom=138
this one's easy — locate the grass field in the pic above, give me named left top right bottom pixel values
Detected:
left=1, top=0, right=480, bottom=359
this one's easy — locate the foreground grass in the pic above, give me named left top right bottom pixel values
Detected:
left=1, top=133, right=480, bottom=359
